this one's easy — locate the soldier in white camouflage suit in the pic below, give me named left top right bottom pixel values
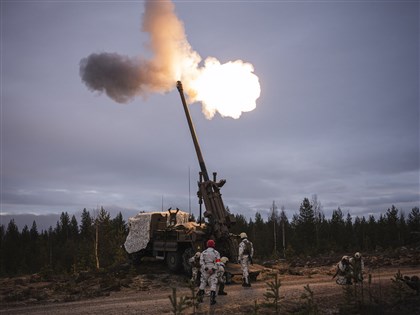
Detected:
left=334, top=255, right=353, bottom=285
left=188, top=251, right=201, bottom=286
left=216, top=257, right=229, bottom=295
left=349, top=252, right=364, bottom=283
left=238, top=232, right=254, bottom=287
left=197, top=239, right=220, bottom=305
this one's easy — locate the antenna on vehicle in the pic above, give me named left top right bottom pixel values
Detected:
left=188, top=166, right=191, bottom=215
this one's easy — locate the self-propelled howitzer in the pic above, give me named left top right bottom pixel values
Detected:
left=176, top=81, right=238, bottom=262
left=124, top=82, right=242, bottom=275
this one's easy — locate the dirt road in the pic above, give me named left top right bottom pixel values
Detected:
left=1, top=266, right=418, bottom=315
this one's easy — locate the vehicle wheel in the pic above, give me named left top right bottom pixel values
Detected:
left=225, top=271, right=233, bottom=284
left=182, top=248, right=195, bottom=276
left=166, top=251, right=182, bottom=272
left=224, top=236, right=239, bottom=263
left=129, top=250, right=144, bottom=265
left=249, top=272, right=259, bottom=282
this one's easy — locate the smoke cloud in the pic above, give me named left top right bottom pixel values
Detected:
left=80, top=0, right=199, bottom=103
left=80, top=0, right=260, bottom=119
left=80, top=53, right=147, bottom=103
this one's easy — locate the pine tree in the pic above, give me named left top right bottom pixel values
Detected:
left=253, top=212, right=267, bottom=258
left=230, top=213, right=248, bottom=235
left=385, top=205, right=399, bottom=248
left=54, top=212, right=74, bottom=272
left=28, top=222, right=41, bottom=273
left=80, top=208, right=93, bottom=238
left=3, top=220, right=21, bottom=274
left=21, top=225, right=31, bottom=273
left=316, top=211, right=329, bottom=252
left=353, top=216, right=363, bottom=250
left=407, top=207, right=420, bottom=244
left=111, top=212, right=128, bottom=266
left=311, top=194, right=323, bottom=251
left=268, top=201, right=279, bottom=258
left=366, top=215, right=377, bottom=250
left=0, top=225, right=5, bottom=275
left=279, top=207, right=290, bottom=258
left=295, top=197, right=316, bottom=254
left=79, top=208, right=95, bottom=270
left=58, top=212, right=70, bottom=242
left=330, top=208, right=345, bottom=251
left=67, top=215, right=80, bottom=273
left=94, top=207, right=112, bottom=268
left=398, top=212, right=408, bottom=246
left=344, top=213, right=353, bottom=251
left=70, top=215, right=79, bottom=239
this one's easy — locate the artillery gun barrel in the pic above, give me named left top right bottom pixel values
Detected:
left=176, top=81, right=238, bottom=262
left=176, top=81, right=210, bottom=182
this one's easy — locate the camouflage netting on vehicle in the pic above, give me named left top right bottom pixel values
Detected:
left=124, top=211, right=190, bottom=254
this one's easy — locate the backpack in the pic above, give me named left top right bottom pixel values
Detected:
left=243, top=240, right=252, bottom=256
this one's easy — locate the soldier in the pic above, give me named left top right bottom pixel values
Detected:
left=238, top=232, right=254, bottom=287
left=188, top=251, right=201, bottom=286
left=197, top=239, right=220, bottom=305
left=216, top=257, right=229, bottom=296
left=334, top=255, right=353, bottom=285
left=349, top=252, right=364, bottom=283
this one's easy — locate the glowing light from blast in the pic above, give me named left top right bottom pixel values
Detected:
left=187, top=57, right=261, bottom=119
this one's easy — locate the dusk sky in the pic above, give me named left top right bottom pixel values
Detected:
left=1, top=0, right=419, bottom=227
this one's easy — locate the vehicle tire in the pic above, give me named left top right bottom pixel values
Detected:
left=249, top=272, right=259, bottom=282
left=227, top=236, right=239, bottom=263
left=225, top=271, right=232, bottom=284
left=166, top=251, right=182, bottom=272
left=182, top=248, right=195, bottom=276
left=129, top=250, right=145, bottom=265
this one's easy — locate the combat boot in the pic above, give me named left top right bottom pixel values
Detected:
left=242, top=277, right=247, bottom=287
left=210, top=291, right=217, bottom=305
left=245, top=277, right=251, bottom=287
left=197, top=289, right=204, bottom=303
left=218, top=283, right=227, bottom=295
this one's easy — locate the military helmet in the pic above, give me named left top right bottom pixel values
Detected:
left=240, top=232, right=248, bottom=239
left=220, top=257, right=229, bottom=264
left=207, top=239, right=215, bottom=248
left=354, top=252, right=361, bottom=259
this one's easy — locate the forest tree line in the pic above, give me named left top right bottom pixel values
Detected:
left=0, top=207, right=127, bottom=276
left=1, top=199, right=419, bottom=276
left=230, top=198, right=420, bottom=259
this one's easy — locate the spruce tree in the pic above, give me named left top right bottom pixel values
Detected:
left=295, top=197, right=316, bottom=254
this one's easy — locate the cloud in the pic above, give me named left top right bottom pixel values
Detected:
left=79, top=0, right=199, bottom=102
